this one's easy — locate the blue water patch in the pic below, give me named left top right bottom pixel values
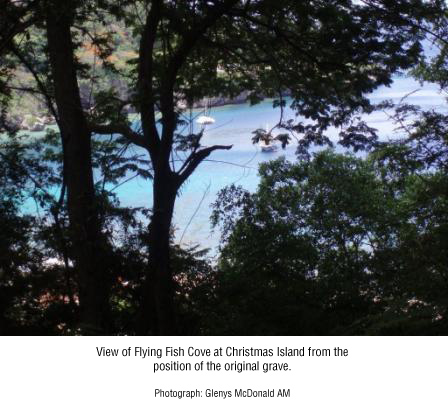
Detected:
left=17, top=75, right=447, bottom=253
left=113, top=76, right=446, bottom=252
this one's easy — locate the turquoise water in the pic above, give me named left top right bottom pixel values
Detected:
left=19, top=76, right=445, bottom=252
left=110, top=76, right=446, bottom=252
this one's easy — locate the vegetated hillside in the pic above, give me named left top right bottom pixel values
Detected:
left=7, top=20, right=137, bottom=122
left=7, top=19, right=252, bottom=126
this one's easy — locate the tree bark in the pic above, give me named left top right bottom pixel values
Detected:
left=140, top=169, right=178, bottom=335
left=45, top=2, right=111, bottom=334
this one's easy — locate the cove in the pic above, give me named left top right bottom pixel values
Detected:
left=111, top=76, right=446, bottom=252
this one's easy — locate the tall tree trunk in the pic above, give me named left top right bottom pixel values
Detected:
left=140, top=170, right=178, bottom=335
left=45, top=3, right=111, bottom=334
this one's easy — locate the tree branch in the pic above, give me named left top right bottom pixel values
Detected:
left=177, top=144, right=233, bottom=186
left=164, top=0, right=240, bottom=83
left=9, top=43, right=58, bottom=120
left=138, top=0, right=162, bottom=162
left=159, top=0, right=239, bottom=162
left=89, top=123, right=149, bottom=149
left=0, top=0, right=40, bottom=55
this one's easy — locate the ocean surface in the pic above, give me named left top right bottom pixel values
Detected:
left=19, top=75, right=445, bottom=253
left=108, top=75, right=447, bottom=253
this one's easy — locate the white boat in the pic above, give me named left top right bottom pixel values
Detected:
left=196, top=98, right=216, bottom=125
left=196, top=115, right=215, bottom=125
left=260, top=143, right=278, bottom=152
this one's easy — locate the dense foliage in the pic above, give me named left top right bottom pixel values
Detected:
left=2, top=138, right=447, bottom=335
left=209, top=149, right=448, bottom=335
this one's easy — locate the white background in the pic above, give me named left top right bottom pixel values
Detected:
left=1, top=337, right=447, bottom=402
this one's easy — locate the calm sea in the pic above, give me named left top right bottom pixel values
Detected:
left=19, top=75, right=444, bottom=252
left=107, top=75, right=445, bottom=252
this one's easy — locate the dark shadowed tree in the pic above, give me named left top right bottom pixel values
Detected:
left=45, top=0, right=115, bottom=333
left=208, top=150, right=448, bottom=335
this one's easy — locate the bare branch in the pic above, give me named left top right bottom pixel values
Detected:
left=177, top=144, right=233, bottom=185
left=9, top=43, right=58, bottom=120
left=89, top=123, right=149, bottom=149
